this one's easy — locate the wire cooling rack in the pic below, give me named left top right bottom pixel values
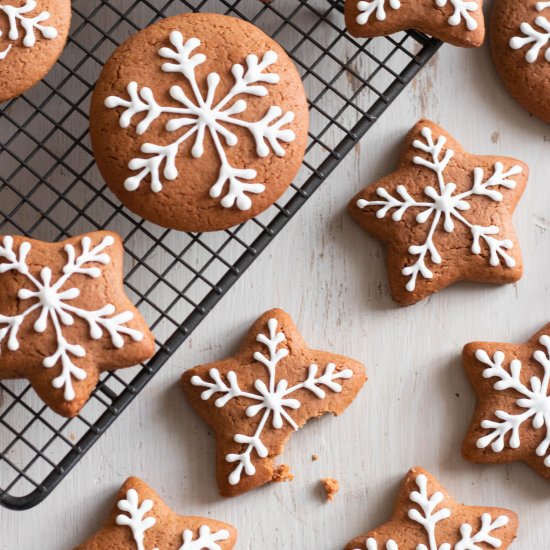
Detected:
left=0, top=0, right=440, bottom=510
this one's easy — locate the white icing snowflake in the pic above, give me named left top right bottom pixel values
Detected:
left=0, top=0, right=57, bottom=61
left=474, top=336, right=550, bottom=468
left=510, top=1, right=550, bottom=63
left=356, top=0, right=401, bottom=24
left=0, top=235, right=144, bottom=401
left=355, top=0, right=479, bottom=30
left=356, top=126, right=523, bottom=292
left=105, top=30, right=296, bottom=211
left=358, top=474, right=510, bottom=550
left=191, top=317, right=353, bottom=486
left=116, top=489, right=229, bottom=550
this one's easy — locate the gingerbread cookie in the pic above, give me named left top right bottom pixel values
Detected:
left=74, top=477, right=237, bottom=550
left=349, top=120, right=528, bottom=306
left=463, top=324, right=550, bottom=481
left=0, top=231, right=155, bottom=417
left=0, top=0, right=71, bottom=103
left=345, top=0, right=485, bottom=47
left=345, top=466, right=518, bottom=550
left=491, top=0, right=550, bottom=124
left=181, top=308, right=366, bottom=497
left=90, top=13, right=308, bottom=233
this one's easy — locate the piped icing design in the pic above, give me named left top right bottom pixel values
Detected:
left=355, top=0, right=480, bottom=30
left=105, top=31, right=296, bottom=211
left=191, top=317, right=353, bottom=486
left=474, top=337, right=550, bottom=468
left=116, top=488, right=230, bottom=550
left=356, top=125, right=523, bottom=293
left=0, top=0, right=57, bottom=60
left=510, top=1, right=550, bottom=63
left=347, top=469, right=516, bottom=550
left=0, top=235, right=144, bottom=401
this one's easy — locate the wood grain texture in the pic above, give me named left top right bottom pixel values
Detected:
left=1, top=0, right=550, bottom=548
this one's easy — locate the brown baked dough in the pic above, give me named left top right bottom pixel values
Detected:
left=345, top=466, right=518, bottom=550
left=491, top=0, right=550, bottom=124
left=0, top=231, right=155, bottom=417
left=90, top=13, right=309, bottom=232
left=181, top=308, right=366, bottom=497
left=74, top=477, right=237, bottom=550
left=345, top=0, right=485, bottom=47
left=0, top=0, right=71, bottom=103
left=349, top=119, right=528, bottom=306
left=463, top=323, right=550, bottom=481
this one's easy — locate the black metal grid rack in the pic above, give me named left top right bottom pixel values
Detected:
left=0, top=0, right=440, bottom=510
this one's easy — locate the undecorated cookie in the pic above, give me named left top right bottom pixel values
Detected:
left=181, top=308, right=366, bottom=497
left=463, top=324, right=550, bottom=481
left=90, top=13, right=309, bottom=233
left=491, top=0, right=550, bottom=124
left=345, top=466, right=518, bottom=550
left=0, top=0, right=71, bottom=103
left=0, top=231, right=155, bottom=417
left=74, top=477, right=237, bottom=550
left=349, top=119, right=528, bottom=306
left=344, top=0, right=485, bottom=47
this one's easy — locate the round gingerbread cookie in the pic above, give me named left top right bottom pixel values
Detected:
left=0, top=0, right=71, bottom=103
left=90, top=13, right=309, bottom=233
left=491, top=0, right=550, bottom=123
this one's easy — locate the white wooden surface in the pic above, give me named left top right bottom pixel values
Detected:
left=2, top=3, right=550, bottom=548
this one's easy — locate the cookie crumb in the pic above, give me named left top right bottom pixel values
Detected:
left=321, top=478, right=339, bottom=502
left=312, top=454, right=319, bottom=461
left=272, top=464, right=294, bottom=483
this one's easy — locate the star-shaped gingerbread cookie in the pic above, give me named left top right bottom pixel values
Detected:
left=181, top=308, right=366, bottom=497
left=463, top=324, right=550, bottom=481
left=345, top=466, right=518, bottom=550
left=349, top=119, right=528, bottom=306
left=74, top=477, right=237, bottom=550
left=0, top=231, right=155, bottom=417
left=345, top=0, right=485, bottom=47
